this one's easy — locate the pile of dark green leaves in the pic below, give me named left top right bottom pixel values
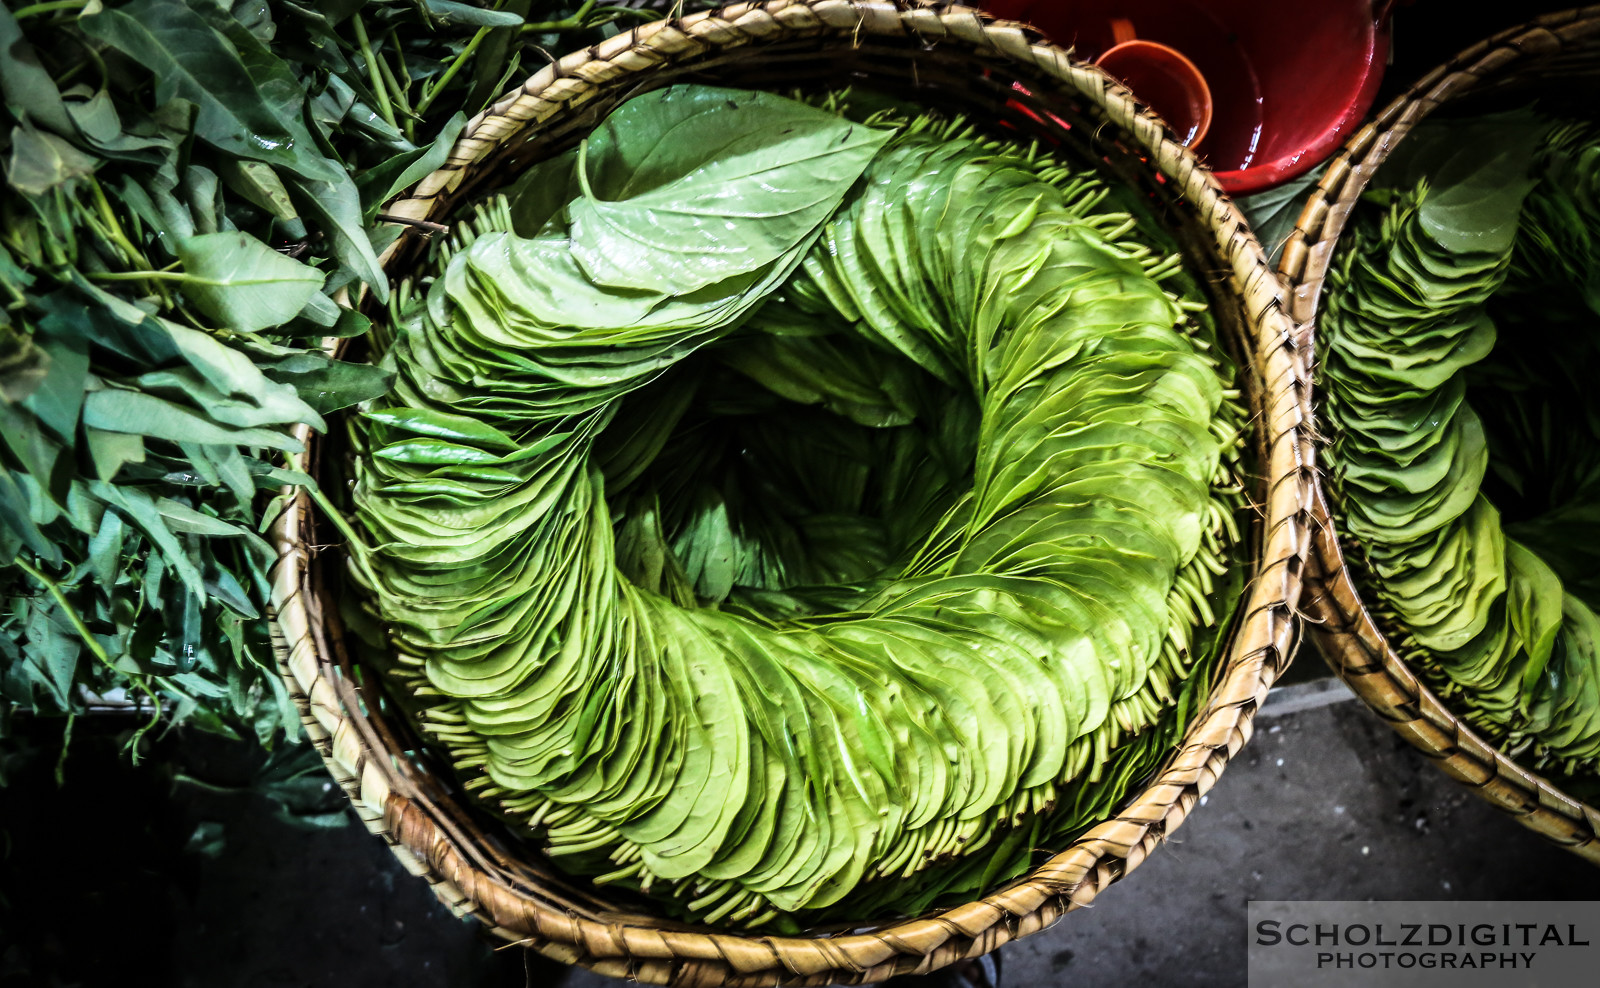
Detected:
left=345, top=85, right=1248, bottom=926
left=1320, top=112, right=1600, bottom=777
left=0, top=0, right=655, bottom=761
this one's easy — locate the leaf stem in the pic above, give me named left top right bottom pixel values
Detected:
left=54, top=710, right=75, bottom=787
left=374, top=35, right=415, bottom=131
left=576, top=137, right=594, bottom=200
left=88, top=180, right=143, bottom=264
left=351, top=14, right=399, bottom=130
left=73, top=208, right=131, bottom=270
left=41, top=189, right=73, bottom=269
left=391, top=42, right=418, bottom=143
left=306, top=485, right=371, bottom=561
left=11, top=0, right=87, bottom=20
left=0, top=262, right=27, bottom=308
left=82, top=181, right=171, bottom=304
left=14, top=553, right=162, bottom=758
left=414, top=27, right=491, bottom=118
left=521, top=0, right=598, bottom=31
left=83, top=269, right=188, bottom=282
left=375, top=213, right=450, bottom=235
left=60, top=25, right=109, bottom=91
left=172, top=772, right=247, bottom=795
left=579, top=6, right=660, bottom=26
left=16, top=555, right=114, bottom=674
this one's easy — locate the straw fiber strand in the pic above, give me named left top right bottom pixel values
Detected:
left=1279, top=6, right=1600, bottom=864
left=269, top=3, right=1313, bottom=982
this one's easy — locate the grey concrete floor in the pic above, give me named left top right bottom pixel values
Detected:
left=11, top=681, right=1582, bottom=988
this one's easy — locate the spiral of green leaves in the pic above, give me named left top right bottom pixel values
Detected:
left=1320, top=114, right=1600, bottom=778
left=345, top=86, right=1247, bottom=924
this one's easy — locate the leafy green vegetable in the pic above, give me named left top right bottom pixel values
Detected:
left=0, top=0, right=654, bottom=756
left=345, top=87, right=1248, bottom=925
left=6, top=121, right=99, bottom=198
left=170, top=233, right=324, bottom=332
left=1320, top=112, right=1600, bottom=776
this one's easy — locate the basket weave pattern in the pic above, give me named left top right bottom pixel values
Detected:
left=1278, top=6, right=1600, bottom=865
left=268, top=2, right=1314, bottom=983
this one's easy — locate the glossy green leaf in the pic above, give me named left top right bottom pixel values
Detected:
left=82, top=388, right=303, bottom=451
left=173, top=232, right=324, bottom=332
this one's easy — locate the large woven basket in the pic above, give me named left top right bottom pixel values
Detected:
left=267, top=2, right=1313, bottom=983
left=1279, top=6, right=1600, bottom=864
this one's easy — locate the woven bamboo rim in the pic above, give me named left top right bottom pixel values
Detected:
left=1279, top=6, right=1600, bottom=864
left=267, top=2, right=1313, bottom=983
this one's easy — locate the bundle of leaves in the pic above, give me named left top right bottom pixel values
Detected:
left=1319, top=111, right=1600, bottom=779
left=0, top=0, right=660, bottom=758
left=338, top=85, right=1250, bottom=927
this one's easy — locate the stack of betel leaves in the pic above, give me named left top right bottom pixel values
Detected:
left=338, top=84, right=1252, bottom=927
left=1319, top=109, right=1600, bottom=784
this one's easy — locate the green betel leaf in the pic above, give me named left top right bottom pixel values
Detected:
left=568, top=85, right=893, bottom=294
left=1323, top=115, right=1600, bottom=772
left=361, top=407, right=517, bottom=448
left=1382, top=114, right=1551, bottom=255
left=173, top=232, right=324, bottom=332
left=505, top=148, right=582, bottom=236
left=1419, top=159, right=1538, bottom=256
left=1506, top=541, right=1566, bottom=692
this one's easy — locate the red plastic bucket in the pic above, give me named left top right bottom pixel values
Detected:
left=1096, top=17, right=1214, bottom=147
left=984, top=0, right=1394, bottom=194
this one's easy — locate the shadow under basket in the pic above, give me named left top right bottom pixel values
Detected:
left=268, top=2, right=1314, bottom=984
left=1279, top=6, right=1600, bottom=865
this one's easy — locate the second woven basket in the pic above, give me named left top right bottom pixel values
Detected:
left=1280, top=6, right=1600, bottom=864
left=268, top=2, right=1313, bottom=983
